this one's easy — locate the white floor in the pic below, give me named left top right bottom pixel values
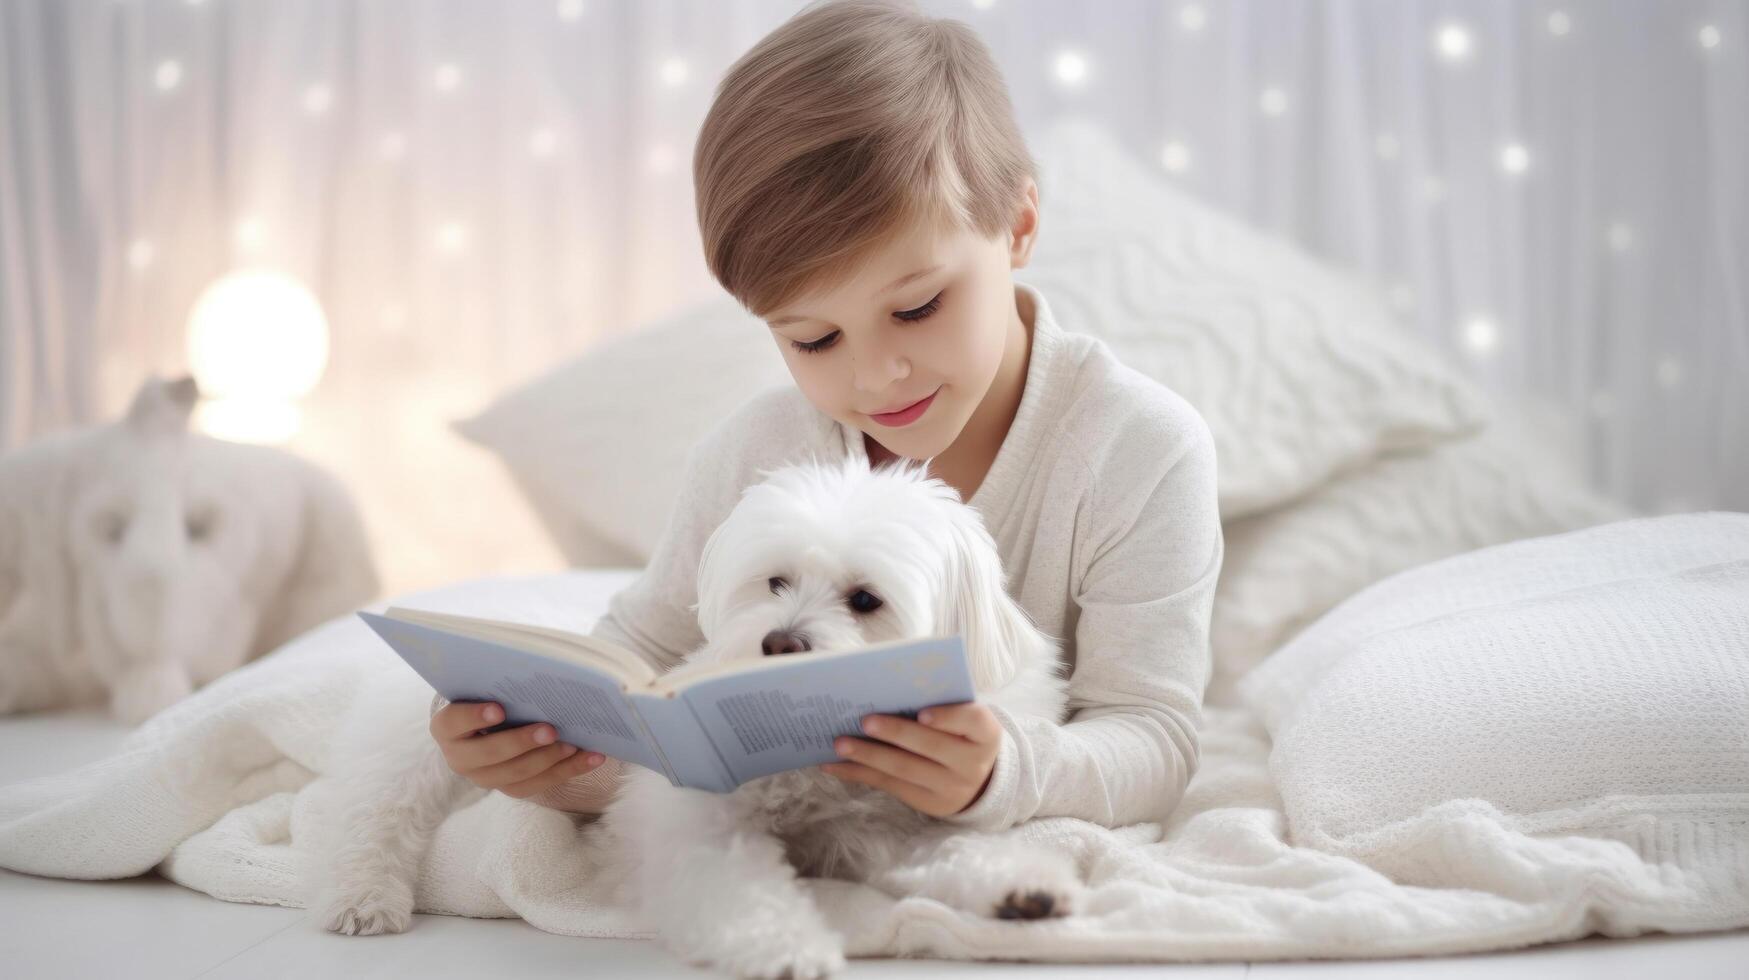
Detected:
left=3, top=709, right=1745, bottom=980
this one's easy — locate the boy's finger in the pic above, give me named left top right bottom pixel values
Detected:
left=858, top=714, right=979, bottom=771
left=918, top=702, right=1001, bottom=744
left=432, top=700, right=504, bottom=741
left=473, top=740, right=583, bottom=792
left=498, top=750, right=613, bottom=800
left=453, top=721, right=565, bottom=770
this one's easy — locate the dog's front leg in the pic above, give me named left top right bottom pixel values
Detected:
left=610, top=772, right=846, bottom=979
left=311, top=724, right=480, bottom=935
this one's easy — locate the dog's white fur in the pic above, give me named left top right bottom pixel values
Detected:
left=312, top=457, right=1075, bottom=977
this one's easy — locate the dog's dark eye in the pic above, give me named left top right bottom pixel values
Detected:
left=847, top=589, right=883, bottom=614
left=769, top=577, right=787, bottom=595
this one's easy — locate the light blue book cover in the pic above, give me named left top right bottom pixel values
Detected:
left=357, top=610, right=975, bottom=793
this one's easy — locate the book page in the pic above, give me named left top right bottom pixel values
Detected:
left=383, top=606, right=656, bottom=685
left=675, top=636, right=975, bottom=787
left=358, top=611, right=669, bottom=778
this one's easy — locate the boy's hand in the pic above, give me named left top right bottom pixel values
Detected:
left=429, top=700, right=611, bottom=800
left=819, top=701, right=1001, bottom=818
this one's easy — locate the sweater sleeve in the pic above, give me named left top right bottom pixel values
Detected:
left=941, top=416, right=1223, bottom=832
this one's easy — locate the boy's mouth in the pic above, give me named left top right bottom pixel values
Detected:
left=868, top=387, right=940, bottom=427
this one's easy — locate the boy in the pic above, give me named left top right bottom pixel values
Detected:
left=431, top=0, right=1222, bottom=833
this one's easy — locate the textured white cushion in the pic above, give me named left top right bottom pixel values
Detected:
left=1239, top=512, right=1749, bottom=877
left=1025, top=120, right=1489, bottom=519
left=456, top=117, right=1489, bottom=564
left=451, top=302, right=790, bottom=565
left=1206, top=420, right=1634, bottom=706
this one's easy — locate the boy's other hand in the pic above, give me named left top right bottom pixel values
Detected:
left=429, top=700, right=610, bottom=800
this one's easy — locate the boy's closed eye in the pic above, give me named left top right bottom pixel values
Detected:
left=789, top=290, right=946, bottom=354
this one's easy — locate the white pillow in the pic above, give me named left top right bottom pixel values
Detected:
left=1240, top=512, right=1749, bottom=866
left=452, top=301, right=790, bottom=565
left=456, top=118, right=1489, bottom=564
left=1025, top=120, right=1489, bottom=519
left=1206, top=418, right=1634, bottom=706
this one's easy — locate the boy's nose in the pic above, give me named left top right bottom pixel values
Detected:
left=761, top=630, right=812, bottom=656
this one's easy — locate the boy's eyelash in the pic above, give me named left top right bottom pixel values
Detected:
left=791, top=291, right=944, bottom=355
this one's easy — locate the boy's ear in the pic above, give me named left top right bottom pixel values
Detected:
left=1008, top=178, right=1040, bottom=269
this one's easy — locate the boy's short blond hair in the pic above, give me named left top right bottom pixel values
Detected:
left=693, top=0, right=1037, bottom=318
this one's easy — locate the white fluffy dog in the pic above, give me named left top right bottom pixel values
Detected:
left=314, top=456, right=1077, bottom=977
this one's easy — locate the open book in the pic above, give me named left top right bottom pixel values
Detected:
left=357, top=607, right=976, bottom=794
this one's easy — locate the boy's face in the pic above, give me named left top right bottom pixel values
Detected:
left=762, top=182, right=1039, bottom=462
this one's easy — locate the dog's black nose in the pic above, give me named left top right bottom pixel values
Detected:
left=761, top=630, right=811, bottom=656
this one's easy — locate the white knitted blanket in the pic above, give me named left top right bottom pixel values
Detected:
left=1, top=562, right=1744, bottom=963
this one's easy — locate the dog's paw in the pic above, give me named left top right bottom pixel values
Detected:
left=317, top=881, right=416, bottom=936
left=987, top=850, right=1082, bottom=921
left=995, top=887, right=1070, bottom=920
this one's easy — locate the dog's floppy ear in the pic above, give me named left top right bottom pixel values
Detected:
left=935, top=510, right=1048, bottom=693
left=692, top=516, right=730, bottom=636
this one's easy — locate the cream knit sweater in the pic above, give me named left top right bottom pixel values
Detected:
left=457, top=280, right=1224, bottom=831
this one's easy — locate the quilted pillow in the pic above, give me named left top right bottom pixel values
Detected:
left=1205, top=416, right=1634, bottom=706
left=1236, top=513, right=1749, bottom=885
left=1025, top=119, right=1489, bottom=519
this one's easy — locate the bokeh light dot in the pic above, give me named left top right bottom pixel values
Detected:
left=1656, top=356, right=1684, bottom=388
left=529, top=128, right=558, bottom=158
left=1462, top=316, right=1499, bottom=356
left=1499, top=142, right=1531, bottom=176
left=1435, top=23, right=1474, bottom=63
left=1053, top=50, right=1089, bottom=87
left=1160, top=140, right=1192, bottom=173
left=302, top=83, right=332, bottom=115
left=658, top=57, right=690, bottom=87
left=154, top=60, right=183, bottom=91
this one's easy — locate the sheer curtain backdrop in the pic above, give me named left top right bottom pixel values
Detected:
left=1, top=0, right=1744, bottom=594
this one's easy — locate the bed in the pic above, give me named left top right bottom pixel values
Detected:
left=4, top=540, right=1745, bottom=978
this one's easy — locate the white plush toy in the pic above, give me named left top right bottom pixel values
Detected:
left=0, top=374, right=380, bottom=724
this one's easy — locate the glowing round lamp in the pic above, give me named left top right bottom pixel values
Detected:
left=185, top=270, right=330, bottom=443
